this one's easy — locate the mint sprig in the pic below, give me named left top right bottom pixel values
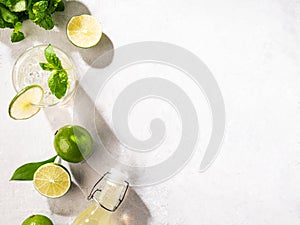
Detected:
left=39, top=44, right=68, bottom=99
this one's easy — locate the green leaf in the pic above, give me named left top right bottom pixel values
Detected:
left=40, top=44, right=68, bottom=99
left=11, top=21, right=24, bottom=42
left=48, top=70, right=68, bottom=99
left=32, top=0, right=48, bottom=13
left=55, top=0, right=64, bottom=11
left=39, top=62, right=55, bottom=71
left=13, top=20, right=21, bottom=30
left=36, top=13, right=53, bottom=30
left=0, top=4, right=18, bottom=24
left=0, top=16, right=13, bottom=28
left=10, top=155, right=57, bottom=181
left=4, top=0, right=19, bottom=8
left=44, top=44, right=62, bottom=69
left=9, top=0, right=26, bottom=12
left=0, top=0, right=65, bottom=42
left=11, top=29, right=24, bottom=42
left=28, top=1, right=55, bottom=30
left=48, top=0, right=60, bottom=13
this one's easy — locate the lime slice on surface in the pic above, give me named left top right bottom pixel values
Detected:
left=9, top=85, right=44, bottom=120
left=33, top=163, right=71, bottom=198
left=67, top=14, right=102, bottom=48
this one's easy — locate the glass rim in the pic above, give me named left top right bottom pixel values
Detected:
left=11, top=44, right=78, bottom=108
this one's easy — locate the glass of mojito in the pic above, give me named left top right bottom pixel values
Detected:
left=12, top=44, right=77, bottom=108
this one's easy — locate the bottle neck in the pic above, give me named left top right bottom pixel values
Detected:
left=89, top=171, right=129, bottom=212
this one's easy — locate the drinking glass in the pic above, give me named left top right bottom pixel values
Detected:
left=12, top=44, right=77, bottom=107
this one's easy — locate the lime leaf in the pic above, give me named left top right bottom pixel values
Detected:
left=10, top=155, right=57, bottom=180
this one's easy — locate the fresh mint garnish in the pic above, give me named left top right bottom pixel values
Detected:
left=39, top=44, right=68, bottom=99
left=48, top=70, right=68, bottom=99
left=0, top=0, right=65, bottom=42
left=11, top=21, right=24, bottom=42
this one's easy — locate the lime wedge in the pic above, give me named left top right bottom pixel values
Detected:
left=9, top=85, right=44, bottom=120
left=67, top=14, right=102, bottom=48
left=33, top=163, right=71, bottom=198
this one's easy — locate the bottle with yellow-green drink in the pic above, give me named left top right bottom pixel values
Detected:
left=72, top=169, right=129, bottom=225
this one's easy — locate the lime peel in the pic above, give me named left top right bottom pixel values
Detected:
left=33, top=163, right=71, bottom=198
left=9, top=84, right=44, bottom=120
left=67, top=14, right=102, bottom=48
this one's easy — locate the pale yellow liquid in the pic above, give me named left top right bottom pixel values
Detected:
left=72, top=202, right=112, bottom=225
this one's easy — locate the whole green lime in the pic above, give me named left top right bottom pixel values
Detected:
left=54, top=125, right=93, bottom=163
left=22, top=214, right=53, bottom=225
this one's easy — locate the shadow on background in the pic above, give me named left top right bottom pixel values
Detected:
left=69, top=162, right=152, bottom=225
left=112, top=188, right=152, bottom=225
left=3, top=0, right=150, bottom=223
left=1, top=1, right=114, bottom=69
left=47, top=182, right=89, bottom=217
left=78, top=33, right=114, bottom=68
left=44, top=86, right=152, bottom=223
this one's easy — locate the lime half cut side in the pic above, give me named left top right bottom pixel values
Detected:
left=33, top=163, right=71, bottom=198
left=9, top=85, right=44, bottom=120
left=67, top=14, right=102, bottom=48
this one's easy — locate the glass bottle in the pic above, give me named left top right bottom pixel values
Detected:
left=72, top=169, right=129, bottom=225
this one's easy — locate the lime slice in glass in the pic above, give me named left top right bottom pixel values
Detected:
left=9, top=84, right=44, bottom=120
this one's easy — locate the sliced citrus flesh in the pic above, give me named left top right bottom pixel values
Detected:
left=33, top=163, right=71, bottom=198
left=9, top=85, right=44, bottom=120
left=67, top=14, right=102, bottom=48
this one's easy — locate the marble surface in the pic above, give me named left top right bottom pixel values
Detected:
left=1, top=0, right=300, bottom=224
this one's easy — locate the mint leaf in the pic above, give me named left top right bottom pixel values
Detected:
left=36, top=13, right=54, bottom=30
left=0, top=4, right=18, bottom=24
left=48, top=70, right=68, bottom=99
left=10, top=155, right=57, bottom=181
left=39, top=62, right=55, bottom=71
left=28, top=0, right=54, bottom=30
left=32, top=0, right=48, bottom=14
left=40, top=44, right=68, bottom=99
left=11, top=29, right=24, bottom=42
left=48, top=0, right=61, bottom=13
left=9, top=0, right=26, bottom=12
left=11, top=21, right=24, bottom=42
left=0, top=0, right=65, bottom=42
left=44, top=44, right=62, bottom=69
left=55, top=0, right=64, bottom=11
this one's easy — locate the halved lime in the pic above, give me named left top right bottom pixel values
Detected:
left=67, top=14, right=102, bottom=48
left=9, top=85, right=44, bottom=120
left=33, top=163, right=71, bottom=198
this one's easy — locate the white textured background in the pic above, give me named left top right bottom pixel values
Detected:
left=1, top=0, right=300, bottom=224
